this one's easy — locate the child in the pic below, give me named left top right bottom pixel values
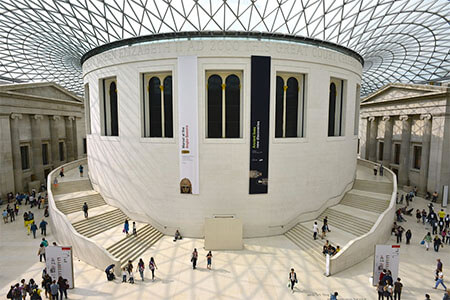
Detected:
left=132, top=222, right=137, bottom=236
left=122, top=268, right=127, bottom=283
left=128, top=270, right=134, bottom=284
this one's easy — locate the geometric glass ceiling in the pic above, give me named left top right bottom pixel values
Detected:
left=0, top=0, right=449, bottom=96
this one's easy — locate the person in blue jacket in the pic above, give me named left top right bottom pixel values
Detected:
left=30, top=222, right=38, bottom=238
left=123, top=219, right=129, bottom=235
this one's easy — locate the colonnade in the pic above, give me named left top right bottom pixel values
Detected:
left=365, top=114, right=432, bottom=194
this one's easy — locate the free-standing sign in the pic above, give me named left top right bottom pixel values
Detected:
left=249, top=56, right=271, bottom=194
left=178, top=56, right=199, bottom=194
left=46, top=246, right=74, bottom=288
left=373, top=245, right=400, bottom=286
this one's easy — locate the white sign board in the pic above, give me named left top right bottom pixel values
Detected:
left=373, top=245, right=400, bottom=286
left=46, top=246, right=74, bottom=288
left=177, top=56, right=199, bottom=194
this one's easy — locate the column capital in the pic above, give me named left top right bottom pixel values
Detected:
left=66, top=116, right=76, bottom=121
left=10, top=113, right=23, bottom=120
left=32, top=114, right=44, bottom=120
left=51, top=115, right=61, bottom=121
left=382, top=116, right=391, bottom=121
left=399, top=115, right=409, bottom=121
left=368, top=116, right=376, bottom=122
left=420, top=113, right=432, bottom=120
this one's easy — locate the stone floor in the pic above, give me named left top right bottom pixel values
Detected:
left=1, top=176, right=449, bottom=299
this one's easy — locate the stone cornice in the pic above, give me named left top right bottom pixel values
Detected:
left=360, top=91, right=447, bottom=107
left=0, top=91, right=83, bottom=106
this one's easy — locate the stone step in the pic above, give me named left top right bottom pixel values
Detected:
left=117, top=230, right=165, bottom=268
left=55, top=194, right=106, bottom=215
left=53, top=180, right=92, bottom=195
left=284, top=224, right=326, bottom=268
left=72, top=209, right=127, bottom=238
left=353, top=179, right=392, bottom=195
left=340, top=194, right=389, bottom=214
left=318, top=208, right=374, bottom=236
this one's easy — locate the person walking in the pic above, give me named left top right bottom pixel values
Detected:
left=288, top=268, right=297, bottom=294
left=330, top=292, right=338, bottom=300
left=373, top=164, right=378, bottom=176
left=38, top=243, right=46, bottom=262
left=377, top=280, right=385, bottom=300
left=57, top=276, right=68, bottom=300
left=405, top=229, right=412, bottom=244
left=82, top=202, right=88, bottom=218
left=423, top=232, right=432, bottom=251
left=206, top=251, right=213, bottom=270
left=321, top=223, right=327, bottom=239
left=324, top=216, right=331, bottom=232
left=132, top=222, right=137, bottom=236
left=79, top=164, right=84, bottom=177
left=191, top=248, right=198, bottom=269
left=422, top=209, right=427, bottom=224
left=434, top=272, right=447, bottom=290
left=416, top=209, right=422, bottom=223
left=128, top=270, right=134, bottom=284
left=149, top=257, right=157, bottom=281
left=436, top=259, right=443, bottom=275
left=30, top=221, right=38, bottom=238
left=393, top=278, right=402, bottom=300
left=126, top=260, right=133, bottom=274
left=137, top=258, right=145, bottom=281
left=123, top=219, right=129, bottom=235
left=59, top=167, right=64, bottom=178
left=445, top=214, right=449, bottom=228
left=396, top=227, right=403, bottom=243
left=433, top=236, right=442, bottom=252
left=39, top=219, right=47, bottom=236
left=379, top=163, right=384, bottom=176
left=313, top=222, right=318, bottom=240
left=49, top=280, right=59, bottom=300
left=122, top=267, right=127, bottom=283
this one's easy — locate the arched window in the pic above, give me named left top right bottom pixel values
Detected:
left=109, top=81, right=119, bottom=136
left=274, top=73, right=305, bottom=138
left=142, top=72, right=173, bottom=138
left=207, top=71, right=242, bottom=138
left=100, top=77, right=118, bottom=136
left=328, top=78, right=345, bottom=137
left=207, top=74, right=223, bottom=138
left=225, top=75, right=240, bottom=138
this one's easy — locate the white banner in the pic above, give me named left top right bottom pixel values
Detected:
left=46, top=246, right=74, bottom=288
left=178, top=56, right=199, bottom=194
left=373, top=245, right=400, bottom=286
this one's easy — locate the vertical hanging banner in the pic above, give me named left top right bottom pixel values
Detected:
left=249, top=56, right=271, bottom=194
left=46, top=246, right=74, bottom=288
left=372, top=245, right=400, bottom=286
left=178, top=56, right=199, bottom=194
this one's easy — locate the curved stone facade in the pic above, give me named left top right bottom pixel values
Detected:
left=82, top=38, right=362, bottom=237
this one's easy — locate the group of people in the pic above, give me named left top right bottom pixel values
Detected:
left=190, top=248, right=213, bottom=270
left=373, top=163, right=384, bottom=176
left=106, top=257, right=159, bottom=284
left=376, top=269, right=402, bottom=300
left=313, top=216, right=331, bottom=240
left=420, top=202, right=449, bottom=252
left=7, top=268, right=69, bottom=300
left=322, top=240, right=341, bottom=256
left=391, top=222, right=412, bottom=244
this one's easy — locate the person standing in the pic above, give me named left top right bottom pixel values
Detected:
left=82, top=202, right=88, bottom=218
left=57, top=276, right=68, bottom=300
left=321, top=223, right=327, bottom=239
left=432, top=191, right=438, bottom=203
left=379, top=163, right=384, bottom=176
left=313, top=222, right=318, bottom=240
left=396, top=227, right=404, bottom=243
left=405, top=230, right=412, bottom=244
left=373, top=164, right=378, bottom=176
left=79, top=164, right=84, bottom=177
left=433, top=236, right=442, bottom=252
left=123, top=219, right=129, bottom=235
left=423, top=232, right=432, bottom=251
left=288, top=268, right=297, bottom=294
left=38, top=243, right=46, bottom=262
left=149, top=257, right=157, bottom=281
left=376, top=280, right=385, bottom=300
left=49, top=280, right=59, bottom=300
left=330, top=292, right=338, bottom=300
left=445, top=214, right=449, bottom=228
left=132, top=222, right=137, bottom=236
left=128, top=270, right=134, bottom=284
left=416, top=209, right=422, bottom=223
left=206, top=251, right=213, bottom=270
left=137, top=258, right=145, bottom=281
left=191, top=248, right=198, bottom=269
left=39, top=219, right=48, bottom=236
left=434, top=272, right=447, bottom=290
left=126, top=260, right=133, bottom=274
left=422, top=209, right=427, bottom=224
left=59, top=167, right=64, bottom=178
left=393, top=278, right=402, bottom=300
left=324, top=216, right=331, bottom=232
left=122, top=267, right=127, bottom=283
left=436, top=259, right=443, bottom=276
left=30, top=222, right=38, bottom=238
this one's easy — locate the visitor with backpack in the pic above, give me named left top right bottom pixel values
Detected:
left=137, top=258, right=145, bottom=281
left=149, top=257, right=157, bottom=281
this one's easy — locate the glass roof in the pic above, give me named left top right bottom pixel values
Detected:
left=0, top=0, right=449, bottom=96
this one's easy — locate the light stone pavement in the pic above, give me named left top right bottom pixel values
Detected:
left=0, top=170, right=448, bottom=299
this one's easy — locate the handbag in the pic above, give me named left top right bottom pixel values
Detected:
left=420, top=240, right=425, bottom=245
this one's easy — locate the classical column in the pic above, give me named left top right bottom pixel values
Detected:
left=10, top=113, right=23, bottom=193
left=72, top=118, right=78, bottom=159
left=368, top=116, right=378, bottom=162
left=418, top=114, right=432, bottom=195
left=364, top=117, right=371, bottom=160
left=31, top=114, right=45, bottom=183
left=382, top=116, right=393, bottom=166
left=50, top=116, right=60, bottom=167
left=398, top=115, right=412, bottom=187
left=0, top=114, right=14, bottom=197
left=65, top=116, right=75, bottom=162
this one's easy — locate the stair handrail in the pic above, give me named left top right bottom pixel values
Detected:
left=47, top=158, right=121, bottom=275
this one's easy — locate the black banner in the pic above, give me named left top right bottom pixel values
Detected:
left=249, top=56, right=271, bottom=194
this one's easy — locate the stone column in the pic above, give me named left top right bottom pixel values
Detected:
left=398, top=115, right=412, bottom=187
left=364, top=118, right=371, bottom=160
left=418, top=114, right=432, bottom=195
left=31, top=114, right=45, bottom=183
left=10, top=113, right=23, bottom=193
left=368, top=116, right=378, bottom=162
left=65, top=116, right=75, bottom=162
left=0, top=114, right=14, bottom=197
left=72, top=118, right=78, bottom=159
left=50, top=116, right=60, bottom=167
left=382, top=116, right=393, bottom=166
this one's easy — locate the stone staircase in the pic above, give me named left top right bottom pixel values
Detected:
left=284, top=166, right=393, bottom=269
left=52, top=169, right=163, bottom=269
left=55, top=193, right=106, bottom=215
left=107, top=224, right=164, bottom=268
